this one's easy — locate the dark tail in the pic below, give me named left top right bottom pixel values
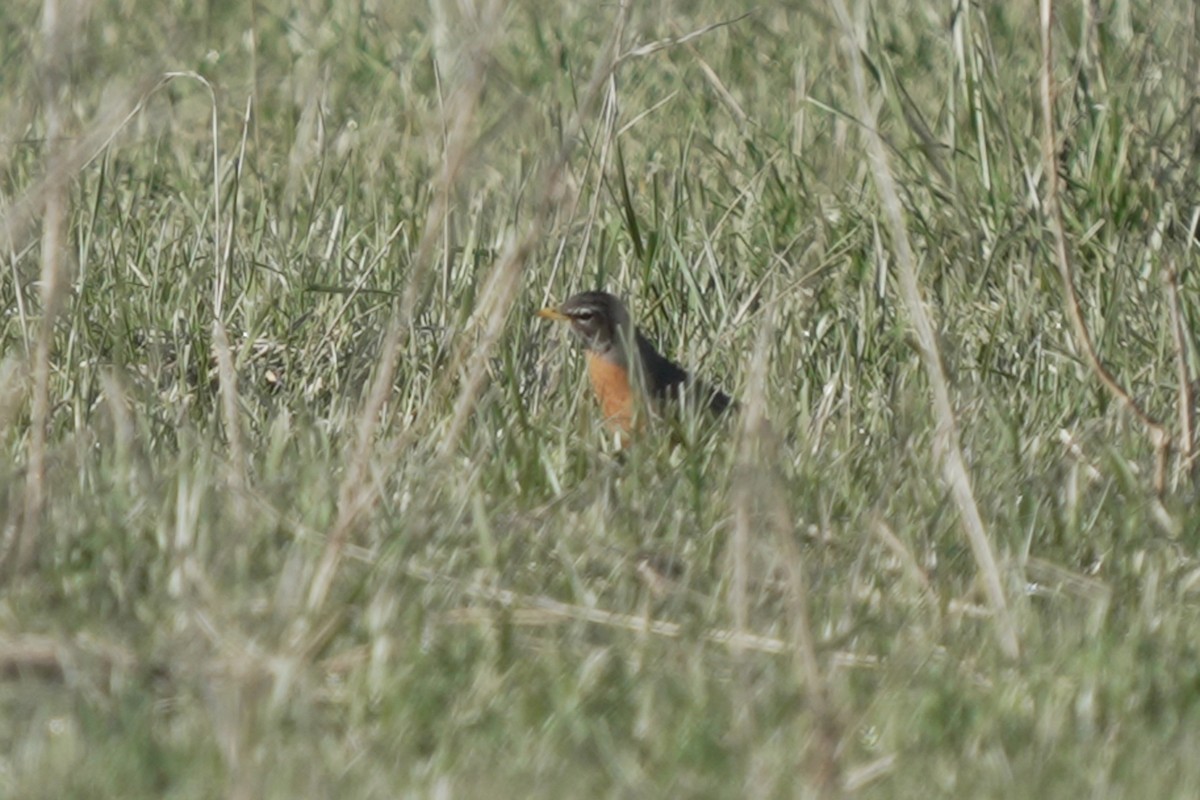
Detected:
left=701, top=383, right=736, bottom=415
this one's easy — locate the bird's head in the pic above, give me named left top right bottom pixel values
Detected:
left=537, top=291, right=632, bottom=357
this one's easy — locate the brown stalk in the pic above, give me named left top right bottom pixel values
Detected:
left=1038, top=0, right=1169, bottom=494
left=829, top=0, right=1020, bottom=660
left=1164, top=258, right=1194, bottom=483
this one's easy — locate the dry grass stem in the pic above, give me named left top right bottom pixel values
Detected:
left=305, top=2, right=503, bottom=613
left=736, top=303, right=843, bottom=795
left=830, top=0, right=1020, bottom=660
left=1163, top=258, right=1193, bottom=482
left=437, top=0, right=631, bottom=459
left=422, top=565, right=878, bottom=665
left=311, top=0, right=633, bottom=610
left=16, top=0, right=71, bottom=572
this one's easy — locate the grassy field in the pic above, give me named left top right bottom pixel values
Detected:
left=3, top=0, right=1200, bottom=796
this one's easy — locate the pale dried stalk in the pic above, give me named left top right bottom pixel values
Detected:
left=304, top=64, right=487, bottom=606
left=16, top=0, right=70, bottom=572
left=436, top=238, right=531, bottom=459
left=3, top=74, right=163, bottom=573
left=1037, top=0, right=1169, bottom=493
left=210, top=82, right=247, bottom=492
left=775, top=508, right=844, bottom=797
left=734, top=309, right=777, bottom=585
left=829, top=0, right=1020, bottom=660
left=0, top=89, right=143, bottom=258
left=308, top=0, right=514, bottom=612
left=563, top=76, right=620, bottom=292
left=149, top=71, right=248, bottom=493
left=728, top=322, right=757, bottom=740
left=435, top=0, right=633, bottom=459
left=212, top=321, right=245, bottom=486
left=420, top=565, right=876, bottom=666
left=736, top=304, right=843, bottom=796
left=870, top=517, right=940, bottom=621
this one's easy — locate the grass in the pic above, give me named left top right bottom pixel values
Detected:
left=3, top=0, right=1200, bottom=796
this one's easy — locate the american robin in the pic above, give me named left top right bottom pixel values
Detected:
left=537, top=291, right=734, bottom=438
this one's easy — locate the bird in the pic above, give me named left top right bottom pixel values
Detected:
left=537, top=291, right=734, bottom=439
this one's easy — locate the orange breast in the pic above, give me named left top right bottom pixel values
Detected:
left=585, top=351, right=636, bottom=435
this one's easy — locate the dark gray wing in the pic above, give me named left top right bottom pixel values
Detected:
left=635, top=330, right=735, bottom=415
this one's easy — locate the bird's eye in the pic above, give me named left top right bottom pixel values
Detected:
left=574, top=310, right=595, bottom=321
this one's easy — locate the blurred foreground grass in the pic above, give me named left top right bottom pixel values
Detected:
left=3, top=0, right=1200, bottom=796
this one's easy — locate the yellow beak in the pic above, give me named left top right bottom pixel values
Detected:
left=537, top=307, right=569, bottom=322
